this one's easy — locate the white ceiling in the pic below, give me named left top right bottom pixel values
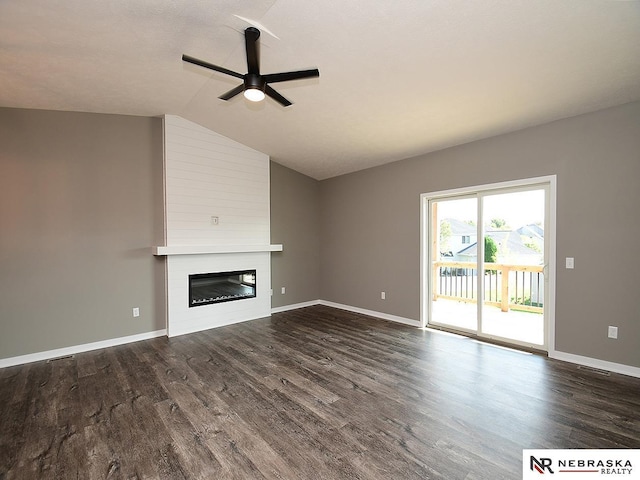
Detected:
left=2, top=0, right=639, bottom=179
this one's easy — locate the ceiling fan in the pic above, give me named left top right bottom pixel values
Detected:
left=182, top=27, right=319, bottom=107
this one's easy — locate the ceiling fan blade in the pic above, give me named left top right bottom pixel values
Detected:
left=182, top=54, right=244, bottom=79
left=265, top=85, right=292, bottom=107
left=262, top=69, right=320, bottom=84
left=244, top=27, right=260, bottom=74
left=219, top=84, right=245, bottom=101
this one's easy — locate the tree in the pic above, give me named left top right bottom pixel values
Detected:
left=439, top=220, right=452, bottom=252
left=484, top=236, right=498, bottom=264
left=524, top=240, right=541, bottom=253
left=490, top=218, right=508, bottom=230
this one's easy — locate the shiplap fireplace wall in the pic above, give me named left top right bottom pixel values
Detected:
left=154, top=115, right=281, bottom=337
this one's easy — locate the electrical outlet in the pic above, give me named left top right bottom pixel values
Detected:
left=281, top=287, right=286, bottom=294
left=381, top=291, right=386, bottom=300
left=608, top=326, right=618, bottom=339
left=133, top=307, right=140, bottom=318
left=566, top=257, right=575, bottom=269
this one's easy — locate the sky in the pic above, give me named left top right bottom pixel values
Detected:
left=435, top=189, right=545, bottom=229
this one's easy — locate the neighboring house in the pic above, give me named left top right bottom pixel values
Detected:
left=517, top=223, right=544, bottom=253
left=441, top=218, right=543, bottom=265
left=440, top=218, right=477, bottom=257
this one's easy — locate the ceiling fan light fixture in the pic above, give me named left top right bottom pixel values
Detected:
left=182, top=27, right=319, bottom=107
left=244, top=88, right=265, bottom=102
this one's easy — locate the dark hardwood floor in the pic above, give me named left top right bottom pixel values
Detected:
left=1, top=305, right=639, bottom=479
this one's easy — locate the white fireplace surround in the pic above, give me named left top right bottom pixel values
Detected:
left=155, top=115, right=280, bottom=337
left=163, top=251, right=274, bottom=337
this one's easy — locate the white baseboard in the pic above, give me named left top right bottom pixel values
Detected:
left=549, top=350, right=640, bottom=379
left=272, top=299, right=422, bottom=328
left=272, top=299, right=420, bottom=327
left=317, top=300, right=421, bottom=327
left=275, top=301, right=640, bottom=378
left=0, top=329, right=167, bottom=369
left=271, top=300, right=321, bottom=314
left=4, top=306, right=637, bottom=380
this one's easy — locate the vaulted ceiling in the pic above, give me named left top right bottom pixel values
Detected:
left=2, top=0, right=639, bottom=179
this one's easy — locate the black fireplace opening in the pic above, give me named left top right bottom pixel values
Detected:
left=189, top=270, right=256, bottom=307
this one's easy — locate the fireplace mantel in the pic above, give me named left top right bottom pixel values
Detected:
left=152, top=244, right=283, bottom=256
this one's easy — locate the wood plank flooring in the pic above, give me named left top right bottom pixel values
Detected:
left=1, top=305, right=639, bottom=479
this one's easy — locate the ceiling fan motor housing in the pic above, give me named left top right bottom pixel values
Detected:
left=245, top=74, right=266, bottom=92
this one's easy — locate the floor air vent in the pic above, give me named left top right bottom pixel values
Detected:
left=577, top=365, right=610, bottom=376
left=47, top=355, right=74, bottom=363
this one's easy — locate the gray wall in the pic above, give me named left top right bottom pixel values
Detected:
left=270, top=162, right=320, bottom=307
left=319, top=101, right=640, bottom=368
left=0, top=108, right=165, bottom=359
left=3, top=103, right=638, bottom=370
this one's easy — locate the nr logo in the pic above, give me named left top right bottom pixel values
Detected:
left=530, top=456, right=554, bottom=474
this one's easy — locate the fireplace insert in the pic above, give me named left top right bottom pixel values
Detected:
left=188, top=270, right=256, bottom=307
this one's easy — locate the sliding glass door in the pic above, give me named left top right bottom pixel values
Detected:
left=423, top=180, right=551, bottom=351
left=429, top=196, right=478, bottom=333
left=480, top=189, right=546, bottom=345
